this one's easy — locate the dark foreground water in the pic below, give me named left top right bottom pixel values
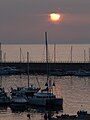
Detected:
left=0, top=75, right=90, bottom=120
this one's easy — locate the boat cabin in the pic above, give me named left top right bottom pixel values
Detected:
left=34, top=93, right=56, bottom=98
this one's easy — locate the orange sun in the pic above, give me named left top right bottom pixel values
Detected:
left=49, top=13, right=61, bottom=23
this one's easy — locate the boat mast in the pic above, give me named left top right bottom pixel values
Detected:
left=3, top=52, right=6, bottom=63
left=54, top=44, right=56, bottom=63
left=45, top=32, right=49, bottom=88
left=20, top=48, right=22, bottom=63
left=27, top=51, right=30, bottom=87
left=84, top=49, right=86, bottom=63
left=0, top=43, right=2, bottom=63
left=70, top=45, right=72, bottom=63
left=89, top=48, right=90, bottom=62
left=45, top=32, right=52, bottom=93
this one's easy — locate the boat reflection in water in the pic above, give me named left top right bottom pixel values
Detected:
left=10, top=104, right=63, bottom=114
left=0, top=105, right=8, bottom=112
left=10, top=105, right=28, bottom=113
left=31, top=106, right=63, bottom=114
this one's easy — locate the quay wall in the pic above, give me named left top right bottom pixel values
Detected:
left=0, top=62, right=90, bottom=74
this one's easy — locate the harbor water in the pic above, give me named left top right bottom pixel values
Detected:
left=0, top=75, right=90, bottom=120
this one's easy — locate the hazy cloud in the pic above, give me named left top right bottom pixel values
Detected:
left=0, top=0, right=90, bottom=44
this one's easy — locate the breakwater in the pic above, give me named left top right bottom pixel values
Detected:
left=0, top=62, right=90, bottom=74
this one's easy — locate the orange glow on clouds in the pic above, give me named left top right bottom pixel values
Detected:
left=49, top=13, right=61, bottom=23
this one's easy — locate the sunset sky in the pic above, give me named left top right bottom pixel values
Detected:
left=0, top=0, right=90, bottom=44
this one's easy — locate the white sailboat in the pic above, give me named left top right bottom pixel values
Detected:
left=28, top=32, right=63, bottom=108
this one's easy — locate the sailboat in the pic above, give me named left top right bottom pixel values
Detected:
left=28, top=32, right=63, bottom=108
left=20, top=52, right=40, bottom=97
left=10, top=52, right=40, bottom=98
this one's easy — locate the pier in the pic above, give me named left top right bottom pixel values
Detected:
left=0, top=62, right=90, bottom=75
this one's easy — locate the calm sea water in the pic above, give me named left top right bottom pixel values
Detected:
left=1, top=44, right=90, bottom=62
left=0, top=75, right=90, bottom=120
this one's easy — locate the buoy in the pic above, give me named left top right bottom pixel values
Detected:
left=27, top=113, right=30, bottom=119
left=44, top=113, right=48, bottom=120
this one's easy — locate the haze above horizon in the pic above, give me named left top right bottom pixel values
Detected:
left=0, top=0, right=90, bottom=44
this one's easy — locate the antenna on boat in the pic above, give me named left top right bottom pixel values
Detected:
left=27, top=51, right=30, bottom=87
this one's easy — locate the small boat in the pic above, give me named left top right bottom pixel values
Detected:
left=0, top=87, right=10, bottom=106
left=50, top=69, right=66, bottom=76
left=65, top=70, right=76, bottom=76
left=28, top=91, right=63, bottom=108
left=74, top=69, right=90, bottom=76
left=28, top=32, right=63, bottom=108
left=51, top=110, right=90, bottom=120
left=10, top=92, right=28, bottom=107
left=0, top=66, right=20, bottom=75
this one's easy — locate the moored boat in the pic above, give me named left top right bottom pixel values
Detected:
left=10, top=52, right=40, bottom=98
left=51, top=110, right=90, bottom=120
left=10, top=92, right=28, bottom=108
left=74, top=69, right=90, bottom=76
left=10, top=86, right=40, bottom=97
left=28, top=32, right=63, bottom=108
left=28, top=91, right=63, bottom=108
left=0, top=66, right=20, bottom=75
left=0, top=87, right=10, bottom=106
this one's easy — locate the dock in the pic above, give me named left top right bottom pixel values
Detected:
left=0, top=62, right=90, bottom=75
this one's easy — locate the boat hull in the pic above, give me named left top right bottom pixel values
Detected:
left=0, top=97, right=10, bottom=106
left=46, top=98, right=63, bottom=107
left=28, top=97, right=63, bottom=108
left=10, top=102, right=28, bottom=112
left=10, top=100, right=28, bottom=111
left=10, top=95, right=28, bottom=108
